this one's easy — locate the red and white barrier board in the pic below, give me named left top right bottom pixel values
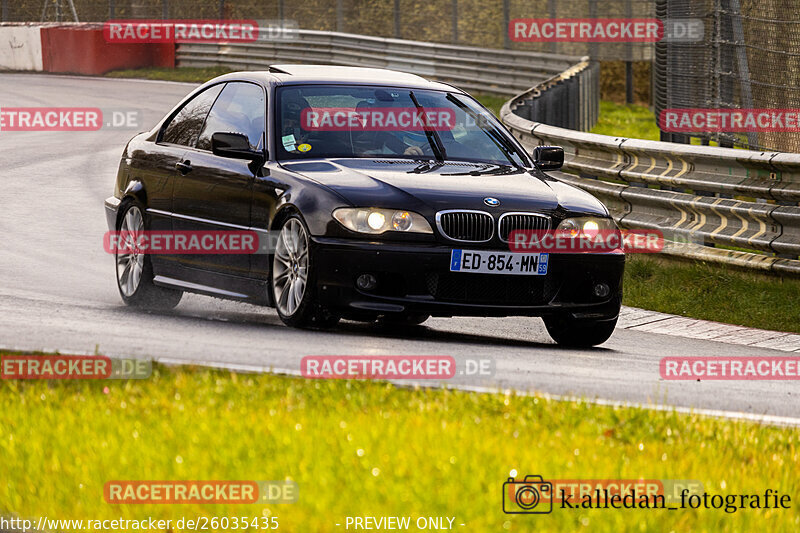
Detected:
left=0, top=22, right=174, bottom=75
left=0, top=24, right=44, bottom=71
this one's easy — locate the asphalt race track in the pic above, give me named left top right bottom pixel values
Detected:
left=1, top=73, right=798, bottom=420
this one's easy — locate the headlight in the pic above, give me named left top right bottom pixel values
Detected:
left=333, top=208, right=433, bottom=234
left=557, top=217, right=617, bottom=237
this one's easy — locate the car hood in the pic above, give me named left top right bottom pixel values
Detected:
left=281, top=159, right=607, bottom=215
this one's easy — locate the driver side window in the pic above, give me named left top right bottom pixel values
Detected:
left=196, top=82, right=266, bottom=152
left=161, top=84, right=224, bottom=147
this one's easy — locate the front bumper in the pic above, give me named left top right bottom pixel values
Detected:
left=104, top=196, right=121, bottom=231
left=312, top=237, right=624, bottom=318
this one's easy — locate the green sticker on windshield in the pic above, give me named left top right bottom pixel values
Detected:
left=282, top=134, right=296, bottom=151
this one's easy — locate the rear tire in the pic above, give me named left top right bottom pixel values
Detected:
left=115, top=202, right=182, bottom=310
left=543, top=314, right=617, bottom=347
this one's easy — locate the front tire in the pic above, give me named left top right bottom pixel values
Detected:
left=115, top=202, right=182, bottom=310
left=271, top=215, right=339, bottom=329
left=543, top=314, right=617, bottom=347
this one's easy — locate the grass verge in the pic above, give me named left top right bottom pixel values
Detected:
left=591, top=100, right=660, bottom=140
left=590, top=100, right=735, bottom=147
left=623, top=255, right=800, bottom=334
left=1, top=361, right=798, bottom=532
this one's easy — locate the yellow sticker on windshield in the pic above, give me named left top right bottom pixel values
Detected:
left=298, top=143, right=312, bottom=152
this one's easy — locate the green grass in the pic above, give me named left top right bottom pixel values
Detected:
left=1, top=361, right=798, bottom=532
left=591, top=100, right=660, bottom=140
left=589, top=100, right=741, bottom=147
left=472, top=93, right=508, bottom=116
left=623, top=255, right=800, bottom=333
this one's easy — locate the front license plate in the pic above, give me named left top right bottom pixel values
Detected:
left=449, top=250, right=549, bottom=275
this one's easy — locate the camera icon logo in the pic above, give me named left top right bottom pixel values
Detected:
left=502, top=474, right=553, bottom=514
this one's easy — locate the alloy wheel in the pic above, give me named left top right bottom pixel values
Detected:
left=116, top=205, right=145, bottom=297
left=272, top=218, right=309, bottom=317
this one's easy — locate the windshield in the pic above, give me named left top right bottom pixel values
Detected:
left=275, top=85, right=530, bottom=167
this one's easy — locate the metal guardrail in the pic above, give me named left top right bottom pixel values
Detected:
left=176, top=29, right=582, bottom=97
left=503, top=59, right=599, bottom=132
left=502, top=85, right=800, bottom=275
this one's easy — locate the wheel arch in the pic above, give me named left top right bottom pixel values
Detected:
left=117, top=180, right=147, bottom=214
left=115, top=183, right=147, bottom=229
left=270, top=203, right=303, bottom=231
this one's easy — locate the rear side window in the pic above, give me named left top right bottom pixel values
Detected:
left=197, top=82, right=266, bottom=151
left=161, top=84, right=224, bottom=147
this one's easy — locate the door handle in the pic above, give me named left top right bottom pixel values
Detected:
left=175, top=160, right=193, bottom=174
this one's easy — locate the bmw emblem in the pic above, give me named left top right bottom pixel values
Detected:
left=484, top=197, right=500, bottom=207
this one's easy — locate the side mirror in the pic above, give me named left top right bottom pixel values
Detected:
left=533, top=145, right=564, bottom=170
left=211, top=132, right=265, bottom=163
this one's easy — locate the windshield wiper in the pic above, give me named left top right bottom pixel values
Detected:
left=408, top=160, right=446, bottom=174
left=445, top=93, right=528, bottom=169
left=409, top=91, right=446, bottom=163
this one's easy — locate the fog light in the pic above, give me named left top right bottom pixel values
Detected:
left=356, top=274, right=377, bottom=291
left=593, top=282, right=610, bottom=298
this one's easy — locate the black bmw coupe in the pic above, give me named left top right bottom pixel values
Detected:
left=105, top=65, right=624, bottom=346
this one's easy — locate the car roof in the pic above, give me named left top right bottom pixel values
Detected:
left=209, top=65, right=463, bottom=92
left=270, top=64, right=431, bottom=83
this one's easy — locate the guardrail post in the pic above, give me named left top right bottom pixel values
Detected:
left=108, top=0, right=114, bottom=19
left=583, top=68, right=590, bottom=131
left=2, top=0, right=8, bottom=21
left=542, top=87, right=552, bottom=125
left=776, top=200, right=799, bottom=259
left=565, top=77, right=575, bottom=129
left=530, top=97, right=540, bottom=123
left=162, top=0, right=168, bottom=19
left=336, top=0, right=344, bottom=32
left=219, top=0, right=225, bottom=19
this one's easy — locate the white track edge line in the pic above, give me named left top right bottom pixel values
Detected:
left=3, top=345, right=799, bottom=428
left=153, top=356, right=800, bottom=428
